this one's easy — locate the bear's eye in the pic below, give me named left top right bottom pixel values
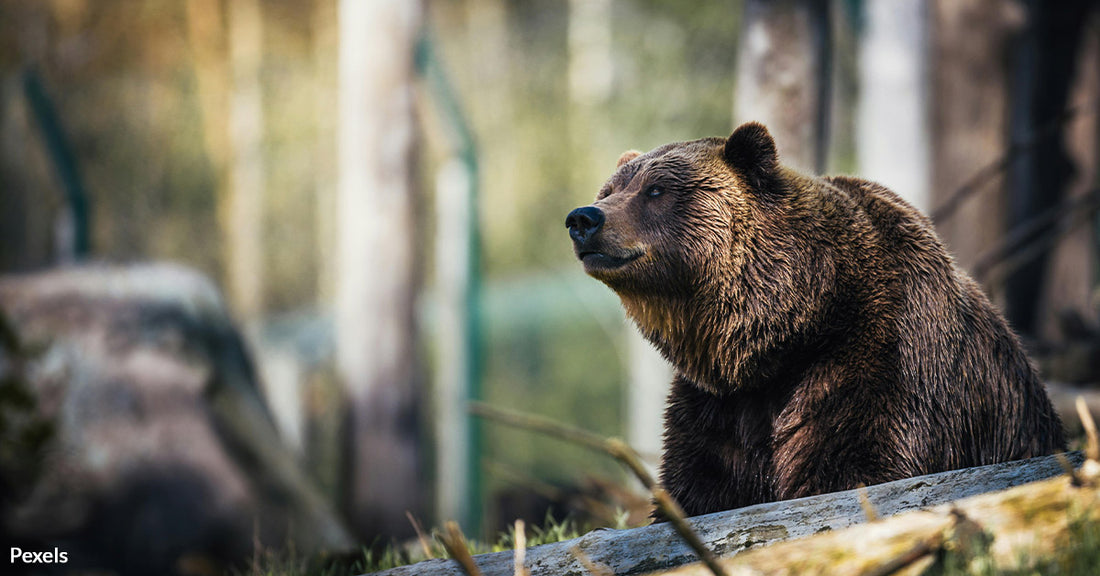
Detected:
left=645, top=186, right=663, bottom=198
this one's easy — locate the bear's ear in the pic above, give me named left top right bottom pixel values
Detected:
left=617, top=150, right=643, bottom=168
left=723, top=122, right=780, bottom=193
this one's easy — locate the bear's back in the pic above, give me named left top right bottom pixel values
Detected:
left=825, top=175, right=949, bottom=268
left=824, top=174, right=1065, bottom=469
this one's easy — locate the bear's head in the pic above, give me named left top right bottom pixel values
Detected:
left=565, top=122, right=841, bottom=392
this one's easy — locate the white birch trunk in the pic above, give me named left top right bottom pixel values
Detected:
left=337, top=0, right=424, bottom=539
left=857, top=0, right=931, bottom=213
left=227, top=0, right=265, bottom=322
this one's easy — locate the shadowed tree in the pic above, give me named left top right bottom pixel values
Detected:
left=928, top=0, right=1017, bottom=278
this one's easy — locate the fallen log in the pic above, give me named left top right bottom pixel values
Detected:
left=369, top=452, right=1083, bottom=576
left=661, top=459, right=1100, bottom=575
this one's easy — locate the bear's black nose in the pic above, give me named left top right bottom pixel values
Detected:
left=565, top=206, right=605, bottom=244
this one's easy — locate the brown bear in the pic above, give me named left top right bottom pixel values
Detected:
left=565, top=122, right=1066, bottom=517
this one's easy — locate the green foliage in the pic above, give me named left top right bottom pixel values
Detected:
left=428, top=1, right=742, bottom=275
left=491, top=511, right=584, bottom=552
left=435, top=1, right=741, bottom=530
left=240, top=512, right=596, bottom=575
left=524, top=514, right=583, bottom=548
left=482, top=310, right=628, bottom=517
left=1038, top=512, right=1100, bottom=575
left=0, top=310, right=54, bottom=511
left=234, top=545, right=401, bottom=576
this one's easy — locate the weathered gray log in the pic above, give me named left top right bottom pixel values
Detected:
left=662, top=459, right=1100, bottom=575
left=370, top=452, right=1082, bottom=576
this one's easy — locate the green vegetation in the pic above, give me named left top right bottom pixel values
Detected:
left=931, top=509, right=1100, bottom=576
left=0, top=311, right=54, bottom=516
left=427, top=0, right=741, bottom=535
left=237, top=512, right=609, bottom=575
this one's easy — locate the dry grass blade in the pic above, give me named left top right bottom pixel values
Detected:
left=857, top=484, right=879, bottom=522
left=1054, top=452, right=1083, bottom=486
left=570, top=545, right=614, bottom=576
left=440, top=521, right=483, bottom=576
left=514, top=519, right=528, bottom=576
left=406, top=511, right=435, bottom=560
left=1076, top=396, right=1100, bottom=462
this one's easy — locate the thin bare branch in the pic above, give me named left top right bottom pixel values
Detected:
left=469, top=402, right=610, bottom=454
left=973, top=189, right=1100, bottom=281
left=605, top=437, right=658, bottom=489
left=931, top=103, right=1094, bottom=224
left=653, top=488, right=729, bottom=576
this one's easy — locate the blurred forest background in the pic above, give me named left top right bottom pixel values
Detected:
left=2, top=0, right=1100, bottom=573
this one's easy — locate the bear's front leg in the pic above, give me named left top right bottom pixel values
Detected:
left=658, top=375, right=779, bottom=517
left=768, top=373, right=920, bottom=501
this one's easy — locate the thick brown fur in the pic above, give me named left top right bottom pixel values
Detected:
left=566, top=122, right=1066, bottom=517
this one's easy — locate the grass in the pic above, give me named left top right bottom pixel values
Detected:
left=236, top=511, right=617, bottom=576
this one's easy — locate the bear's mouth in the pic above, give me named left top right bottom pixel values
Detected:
left=579, top=249, right=644, bottom=271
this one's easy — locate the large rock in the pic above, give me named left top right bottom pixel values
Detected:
left=0, top=264, right=352, bottom=575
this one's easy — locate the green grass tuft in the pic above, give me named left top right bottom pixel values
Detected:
left=240, top=512, right=605, bottom=575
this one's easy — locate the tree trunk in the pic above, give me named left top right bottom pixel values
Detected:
left=337, top=0, right=424, bottom=541
left=1007, top=0, right=1096, bottom=339
left=734, top=0, right=831, bottom=174
left=434, top=158, right=475, bottom=531
left=857, top=0, right=930, bottom=212
left=312, top=0, right=338, bottom=308
left=928, top=0, right=1017, bottom=279
left=226, top=0, right=265, bottom=322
